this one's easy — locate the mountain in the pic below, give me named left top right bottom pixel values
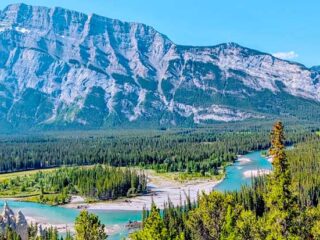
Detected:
left=311, top=66, right=320, bottom=72
left=0, top=3, right=319, bottom=130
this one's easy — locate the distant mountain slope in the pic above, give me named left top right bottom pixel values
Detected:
left=311, top=66, right=320, bottom=72
left=0, top=3, right=319, bottom=130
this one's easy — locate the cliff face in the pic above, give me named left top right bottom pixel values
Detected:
left=16, top=210, right=29, bottom=240
left=0, top=202, right=28, bottom=240
left=0, top=3, right=319, bottom=130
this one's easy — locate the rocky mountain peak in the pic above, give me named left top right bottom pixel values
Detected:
left=0, top=4, right=319, bottom=130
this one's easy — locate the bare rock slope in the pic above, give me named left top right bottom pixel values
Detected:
left=0, top=4, right=319, bottom=130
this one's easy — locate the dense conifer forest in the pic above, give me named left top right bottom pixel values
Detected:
left=0, top=127, right=312, bottom=176
left=131, top=122, right=320, bottom=240
left=0, top=166, right=147, bottom=205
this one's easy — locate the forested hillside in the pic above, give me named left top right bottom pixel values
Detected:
left=131, top=122, right=320, bottom=239
left=287, top=136, right=320, bottom=207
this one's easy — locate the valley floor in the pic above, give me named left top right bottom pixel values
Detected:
left=64, top=170, right=222, bottom=211
left=16, top=171, right=222, bottom=236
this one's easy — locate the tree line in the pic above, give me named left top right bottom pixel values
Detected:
left=0, top=129, right=311, bottom=176
left=0, top=165, right=147, bottom=205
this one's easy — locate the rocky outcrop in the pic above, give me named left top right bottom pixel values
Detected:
left=16, top=210, right=29, bottom=240
left=0, top=202, right=28, bottom=240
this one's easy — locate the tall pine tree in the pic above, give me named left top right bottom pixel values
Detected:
left=265, top=121, right=297, bottom=239
left=267, top=121, right=293, bottom=211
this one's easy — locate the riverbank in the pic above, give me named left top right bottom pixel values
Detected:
left=0, top=168, right=223, bottom=209
left=24, top=215, right=123, bottom=236
left=0, top=152, right=264, bottom=211
left=64, top=170, right=222, bottom=211
left=243, top=169, right=271, bottom=178
left=16, top=171, right=222, bottom=237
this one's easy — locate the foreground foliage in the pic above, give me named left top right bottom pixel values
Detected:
left=0, top=210, right=107, bottom=240
left=74, top=210, right=107, bottom=240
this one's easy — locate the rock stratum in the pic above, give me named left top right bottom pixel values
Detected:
left=0, top=202, right=28, bottom=240
left=0, top=3, right=319, bottom=130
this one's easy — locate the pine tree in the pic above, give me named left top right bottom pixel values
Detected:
left=74, top=210, right=107, bottom=240
left=187, top=192, right=237, bottom=240
left=265, top=121, right=297, bottom=239
left=267, top=121, right=293, bottom=211
left=131, top=204, right=169, bottom=240
left=65, top=231, right=73, bottom=240
left=234, top=210, right=260, bottom=240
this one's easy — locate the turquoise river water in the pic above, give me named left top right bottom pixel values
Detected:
left=0, top=150, right=272, bottom=239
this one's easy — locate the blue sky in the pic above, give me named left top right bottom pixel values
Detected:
left=0, top=0, right=319, bottom=67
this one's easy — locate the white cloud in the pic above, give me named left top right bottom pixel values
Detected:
left=272, top=51, right=298, bottom=60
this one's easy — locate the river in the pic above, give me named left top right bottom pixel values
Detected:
left=0, top=150, right=272, bottom=239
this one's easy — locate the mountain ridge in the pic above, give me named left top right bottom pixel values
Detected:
left=0, top=3, right=319, bottom=131
left=311, top=66, right=320, bottom=72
